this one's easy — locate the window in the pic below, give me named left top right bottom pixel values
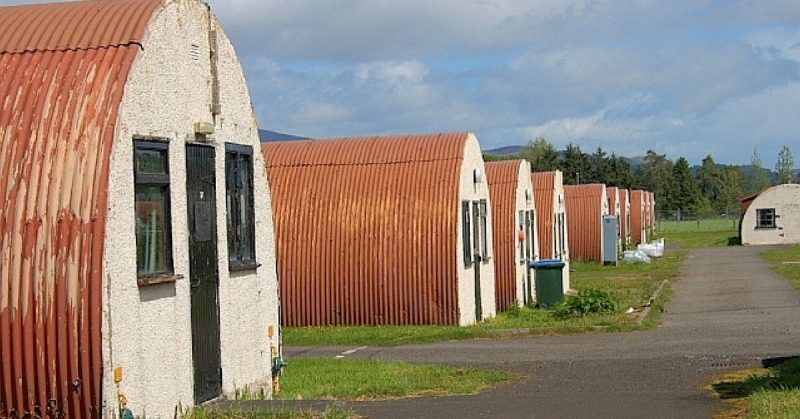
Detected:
left=479, top=200, right=489, bottom=261
left=134, top=140, right=173, bottom=277
left=756, top=208, right=776, bottom=229
left=462, top=201, right=472, bottom=266
left=518, top=210, right=525, bottom=263
left=527, top=210, right=536, bottom=259
left=225, top=144, right=257, bottom=270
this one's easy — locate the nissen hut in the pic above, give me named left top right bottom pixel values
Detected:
left=564, top=184, right=610, bottom=263
left=0, top=0, right=281, bottom=416
left=630, top=190, right=648, bottom=245
left=620, top=189, right=632, bottom=250
left=740, top=184, right=800, bottom=245
left=607, top=186, right=621, bottom=251
left=263, top=132, right=496, bottom=327
left=531, top=171, right=571, bottom=291
left=486, top=160, right=538, bottom=310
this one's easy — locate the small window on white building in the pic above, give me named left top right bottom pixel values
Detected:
left=462, top=201, right=472, bottom=266
left=133, top=140, right=173, bottom=277
left=519, top=210, right=525, bottom=263
left=225, top=143, right=257, bottom=270
left=756, top=208, right=776, bottom=229
left=479, top=200, right=490, bottom=261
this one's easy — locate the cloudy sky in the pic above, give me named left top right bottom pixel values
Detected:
left=4, top=0, right=799, bottom=165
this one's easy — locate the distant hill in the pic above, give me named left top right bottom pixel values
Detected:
left=258, top=129, right=307, bottom=142
left=483, top=145, right=526, bottom=156
left=483, top=144, right=647, bottom=169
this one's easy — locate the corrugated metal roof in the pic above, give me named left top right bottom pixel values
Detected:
left=607, top=187, right=619, bottom=216
left=486, top=160, right=526, bottom=312
left=0, top=0, right=161, bottom=54
left=0, top=0, right=161, bottom=417
left=263, top=132, right=470, bottom=326
left=532, top=172, right=556, bottom=259
left=564, top=184, right=607, bottom=262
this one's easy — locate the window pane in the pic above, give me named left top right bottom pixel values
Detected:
left=136, top=185, right=170, bottom=275
left=225, top=148, right=256, bottom=267
left=462, top=201, right=472, bottom=265
left=135, top=148, right=167, bottom=175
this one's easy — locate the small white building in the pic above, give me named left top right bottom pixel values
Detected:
left=740, top=184, right=800, bottom=245
left=263, top=132, right=496, bottom=327
left=486, top=160, right=539, bottom=310
left=0, top=0, right=281, bottom=417
left=531, top=171, right=571, bottom=292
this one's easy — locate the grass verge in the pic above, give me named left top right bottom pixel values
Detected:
left=658, top=228, right=740, bottom=249
left=284, top=250, right=684, bottom=346
left=183, top=404, right=353, bottom=419
left=277, top=358, right=514, bottom=401
left=760, top=244, right=800, bottom=291
left=708, top=358, right=800, bottom=419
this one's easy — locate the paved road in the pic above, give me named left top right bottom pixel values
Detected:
left=274, top=246, right=800, bottom=418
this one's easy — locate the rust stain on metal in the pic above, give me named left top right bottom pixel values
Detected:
left=607, top=187, right=619, bottom=217
left=485, top=160, right=525, bottom=312
left=630, top=190, right=646, bottom=245
left=263, top=133, right=469, bottom=326
left=564, top=184, right=607, bottom=262
left=531, top=172, right=556, bottom=259
left=0, top=0, right=161, bottom=417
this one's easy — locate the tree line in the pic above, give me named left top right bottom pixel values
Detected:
left=484, top=138, right=797, bottom=219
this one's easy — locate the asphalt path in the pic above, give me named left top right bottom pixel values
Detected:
left=258, top=246, right=800, bottom=418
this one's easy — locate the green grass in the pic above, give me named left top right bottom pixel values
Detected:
left=761, top=245, right=800, bottom=291
left=182, top=404, right=352, bottom=419
left=276, top=358, right=514, bottom=401
left=658, top=228, right=740, bottom=249
left=284, top=251, right=683, bottom=346
left=656, top=218, right=739, bottom=232
left=709, top=358, right=800, bottom=419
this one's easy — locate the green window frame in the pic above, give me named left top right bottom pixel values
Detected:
left=134, top=140, right=174, bottom=277
left=225, top=143, right=258, bottom=270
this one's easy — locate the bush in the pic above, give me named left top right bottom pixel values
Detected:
left=553, top=289, right=616, bottom=319
left=506, top=301, right=523, bottom=317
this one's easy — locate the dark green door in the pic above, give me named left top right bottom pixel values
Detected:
left=472, top=201, right=482, bottom=322
left=186, top=144, right=222, bottom=403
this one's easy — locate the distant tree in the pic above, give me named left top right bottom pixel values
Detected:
left=746, top=147, right=770, bottom=193
left=641, top=150, right=675, bottom=211
left=672, top=157, right=702, bottom=218
left=717, top=166, right=746, bottom=217
left=589, top=147, right=610, bottom=184
left=696, top=155, right=719, bottom=197
left=560, top=143, right=591, bottom=185
left=519, top=137, right=560, bottom=172
left=482, top=152, right=502, bottom=162
left=606, top=153, right=634, bottom=188
left=775, top=145, right=795, bottom=184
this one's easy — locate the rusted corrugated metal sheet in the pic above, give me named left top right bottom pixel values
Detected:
left=532, top=172, right=556, bottom=259
left=564, top=184, right=606, bottom=262
left=631, top=190, right=646, bottom=245
left=485, top=160, right=523, bottom=312
left=0, top=0, right=161, bottom=417
left=0, top=0, right=157, bottom=54
left=263, top=133, right=469, bottom=326
left=607, top=187, right=619, bottom=217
